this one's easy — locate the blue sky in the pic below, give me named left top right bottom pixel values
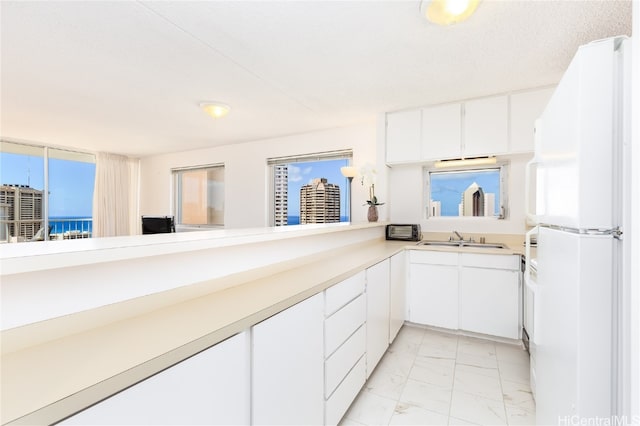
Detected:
left=0, top=152, right=95, bottom=217
left=286, top=159, right=350, bottom=218
left=430, top=169, right=500, bottom=216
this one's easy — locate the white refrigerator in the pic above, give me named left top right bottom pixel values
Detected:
left=527, top=36, right=631, bottom=424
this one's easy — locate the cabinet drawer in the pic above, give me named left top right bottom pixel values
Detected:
left=325, top=356, right=366, bottom=426
left=325, top=271, right=366, bottom=317
left=325, top=325, right=366, bottom=397
left=460, top=253, right=520, bottom=270
left=325, top=294, right=366, bottom=357
left=410, top=250, right=458, bottom=266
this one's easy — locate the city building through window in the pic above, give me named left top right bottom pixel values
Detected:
left=173, top=164, right=225, bottom=227
left=268, top=150, right=352, bottom=226
left=425, top=166, right=507, bottom=218
left=0, top=141, right=95, bottom=242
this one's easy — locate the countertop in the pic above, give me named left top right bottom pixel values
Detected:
left=1, top=233, right=525, bottom=425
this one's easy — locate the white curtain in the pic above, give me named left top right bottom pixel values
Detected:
left=92, top=152, right=140, bottom=238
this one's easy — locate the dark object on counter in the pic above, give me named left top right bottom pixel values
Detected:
left=142, top=216, right=175, bottom=234
left=386, top=224, right=422, bottom=241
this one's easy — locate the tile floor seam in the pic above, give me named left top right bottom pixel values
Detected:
left=497, top=356, right=510, bottom=425
left=446, top=334, right=460, bottom=425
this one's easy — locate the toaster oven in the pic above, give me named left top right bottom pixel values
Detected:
left=385, top=224, right=422, bottom=241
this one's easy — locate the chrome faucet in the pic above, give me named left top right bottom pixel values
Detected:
left=452, top=230, right=464, bottom=241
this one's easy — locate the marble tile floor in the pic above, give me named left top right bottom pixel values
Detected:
left=341, top=325, right=535, bottom=426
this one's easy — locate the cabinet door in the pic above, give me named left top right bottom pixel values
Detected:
left=366, top=259, right=390, bottom=378
left=386, top=110, right=421, bottom=163
left=61, top=332, right=250, bottom=425
left=459, top=267, right=520, bottom=339
left=510, top=88, right=554, bottom=153
left=252, top=293, right=324, bottom=425
left=389, top=251, right=407, bottom=343
left=421, top=103, right=462, bottom=160
left=463, top=95, right=509, bottom=157
left=408, top=263, right=458, bottom=329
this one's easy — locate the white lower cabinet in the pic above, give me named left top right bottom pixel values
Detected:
left=323, top=272, right=367, bottom=425
left=408, top=250, right=521, bottom=339
left=252, top=293, right=324, bottom=425
left=60, top=253, right=411, bottom=426
left=365, top=259, right=391, bottom=378
left=459, top=253, right=521, bottom=339
left=325, top=356, right=366, bottom=425
left=389, top=251, right=407, bottom=343
left=408, top=251, right=459, bottom=330
left=61, top=332, right=250, bottom=425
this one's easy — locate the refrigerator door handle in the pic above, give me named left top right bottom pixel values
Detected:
left=525, top=226, right=539, bottom=284
left=525, top=158, right=539, bottom=225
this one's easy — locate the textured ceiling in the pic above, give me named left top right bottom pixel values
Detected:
left=0, top=0, right=632, bottom=157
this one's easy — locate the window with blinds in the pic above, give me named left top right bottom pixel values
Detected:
left=267, top=150, right=353, bottom=226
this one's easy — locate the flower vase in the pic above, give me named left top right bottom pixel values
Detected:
left=367, top=205, right=379, bottom=222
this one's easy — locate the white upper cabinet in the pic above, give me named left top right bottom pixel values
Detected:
left=510, top=88, right=555, bottom=153
left=385, top=110, right=421, bottom=163
left=385, top=89, right=550, bottom=164
left=421, top=103, right=462, bottom=161
left=463, top=95, right=509, bottom=157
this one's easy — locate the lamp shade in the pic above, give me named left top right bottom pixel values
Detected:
left=340, top=166, right=358, bottom=178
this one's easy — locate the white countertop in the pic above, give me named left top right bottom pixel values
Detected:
left=1, top=239, right=406, bottom=425
left=0, top=222, right=376, bottom=275
left=0, top=224, right=525, bottom=425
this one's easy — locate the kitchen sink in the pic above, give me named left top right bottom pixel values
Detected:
left=416, top=241, right=462, bottom=247
left=460, top=242, right=507, bottom=249
left=416, top=240, right=507, bottom=249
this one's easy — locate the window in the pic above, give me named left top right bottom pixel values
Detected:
left=0, top=140, right=96, bottom=242
left=268, top=150, right=352, bottom=226
left=173, top=164, right=224, bottom=227
left=425, top=164, right=508, bottom=218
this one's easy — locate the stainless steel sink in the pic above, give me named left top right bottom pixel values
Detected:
left=416, top=240, right=507, bottom=249
left=416, top=241, right=462, bottom=247
left=460, top=242, right=507, bottom=249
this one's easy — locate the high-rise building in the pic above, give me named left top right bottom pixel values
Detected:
left=484, top=193, right=496, bottom=217
left=0, top=184, right=43, bottom=240
left=274, top=165, right=288, bottom=226
left=461, top=182, right=485, bottom=216
left=429, top=200, right=442, bottom=217
left=300, top=178, right=340, bottom=224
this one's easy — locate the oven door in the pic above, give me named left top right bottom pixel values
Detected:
left=524, top=259, right=539, bottom=399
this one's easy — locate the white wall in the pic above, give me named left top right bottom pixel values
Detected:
left=386, top=154, right=531, bottom=235
left=139, top=123, right=378, bottom=228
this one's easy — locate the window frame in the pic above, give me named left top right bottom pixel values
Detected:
left=423, top=161, right=509, bottom=220
left=267, top=150, right=353, bottom=227
left=0, top=140, right=96, bottom=241
left=172, top=163, right=225, bottom=228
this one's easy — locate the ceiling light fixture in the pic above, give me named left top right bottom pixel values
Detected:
left=434, top=156, right=497, bottom=168
left=200, top=102, right=231, bottom=119
left=421, top=0, right=481, bottom=26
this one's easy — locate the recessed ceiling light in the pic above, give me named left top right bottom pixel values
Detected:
left=200, top=102, right=231, bottom=119
left=421, top=0, right=481, bottom=26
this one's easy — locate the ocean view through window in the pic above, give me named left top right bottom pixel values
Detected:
left=269, top=151, right=352, bottom=226
left=0, top=141, right=96, bottom=242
